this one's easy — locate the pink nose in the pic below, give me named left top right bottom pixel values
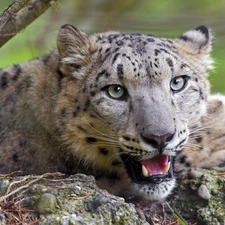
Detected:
left=140, top=131, right=175, bottom=152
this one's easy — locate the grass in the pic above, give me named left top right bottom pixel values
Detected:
left=166, top=202, right=187, bottom=225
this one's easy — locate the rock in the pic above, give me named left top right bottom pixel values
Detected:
left=188, top=169, right=203, bottom=179
left=1, top=168, right=225, bottom=224
left=0, top=173, right=148, bottom=224
left=197, top=184, right=211, bottom=200
left=0, top=179, right=9, bottom=195
left=0, top=212, right=6, bottom=225
left=167, top=167, right=225, bottom=224
left=37, top=193, right=57, bottom=214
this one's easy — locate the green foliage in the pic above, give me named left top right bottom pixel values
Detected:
left=166, top=202, right=187, bottom=225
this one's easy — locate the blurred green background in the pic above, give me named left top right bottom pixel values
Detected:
left=0, top=0, right=225, bottom=93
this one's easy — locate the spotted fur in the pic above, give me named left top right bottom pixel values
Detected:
left=175, top=94, right=225, bottom=172
left=0, top=24, right=219, bottom=201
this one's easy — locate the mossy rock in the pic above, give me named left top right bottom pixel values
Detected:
left=0, top=173, right=148, bottom=225
left=167, top=167, right=225, bottom=225
left=1, top=168, right=225, bottom=224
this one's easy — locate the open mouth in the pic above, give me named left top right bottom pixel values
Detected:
left=121, top=153, right=174, bottom=184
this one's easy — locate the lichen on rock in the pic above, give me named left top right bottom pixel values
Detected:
left=1, top=168, right=225, bottom=224
left=167, top=167, right=225, bottom=225
left=0, top=173, right=148, bottom=225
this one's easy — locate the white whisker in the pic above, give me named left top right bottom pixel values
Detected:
left=82, top=117, right=118, bottom=139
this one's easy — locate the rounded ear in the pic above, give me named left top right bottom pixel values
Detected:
left=178, top=25, right=212, bottom=54
left=175, top=25, right=214, bottom=70
left=57, top=24, right=90, bottom=59
left=57, top=24, right=99, bottom=77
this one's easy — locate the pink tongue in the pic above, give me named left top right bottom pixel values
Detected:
left=141, top=154, right=169, bottom=175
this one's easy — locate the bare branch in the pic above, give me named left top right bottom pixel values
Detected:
left=0, top=0, right=31, bottom=26
left=0, top=0, right=56, bottom=48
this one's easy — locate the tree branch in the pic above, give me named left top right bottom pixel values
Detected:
left=0, top=0, right=56, bottom=48
left=0, top=0, right=31, bottom=26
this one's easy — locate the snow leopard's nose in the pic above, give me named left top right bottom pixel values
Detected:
left=140, top=131, right=175, bottom=152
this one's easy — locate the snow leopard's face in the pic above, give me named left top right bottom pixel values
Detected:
left=57, top=25, right=212, bottom=200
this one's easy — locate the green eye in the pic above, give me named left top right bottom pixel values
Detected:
left=170, top=76, right=188, bottom=92
left=107, top=85, right=125, bottom=99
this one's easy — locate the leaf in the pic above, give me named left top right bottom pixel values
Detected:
left=166, top=202, right=187, bottom=225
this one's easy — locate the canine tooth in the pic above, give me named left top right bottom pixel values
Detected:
left=142, top=165, right=149, bottom=177
left=163, top=162, right=171, bottom=174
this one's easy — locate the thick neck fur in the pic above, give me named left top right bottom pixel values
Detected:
left=0, top=51, right=67, bottom=174
left=0, top=51, right=61, bottom=135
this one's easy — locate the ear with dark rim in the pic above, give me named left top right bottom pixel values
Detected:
left=178, top=25, right=212, bottom=54
left=176, top=25, right=214, bottom=70
left=57, top=24, right=99, bottom=76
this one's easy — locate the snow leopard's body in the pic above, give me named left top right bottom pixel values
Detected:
left=0, top=25, right=223, bottom=201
